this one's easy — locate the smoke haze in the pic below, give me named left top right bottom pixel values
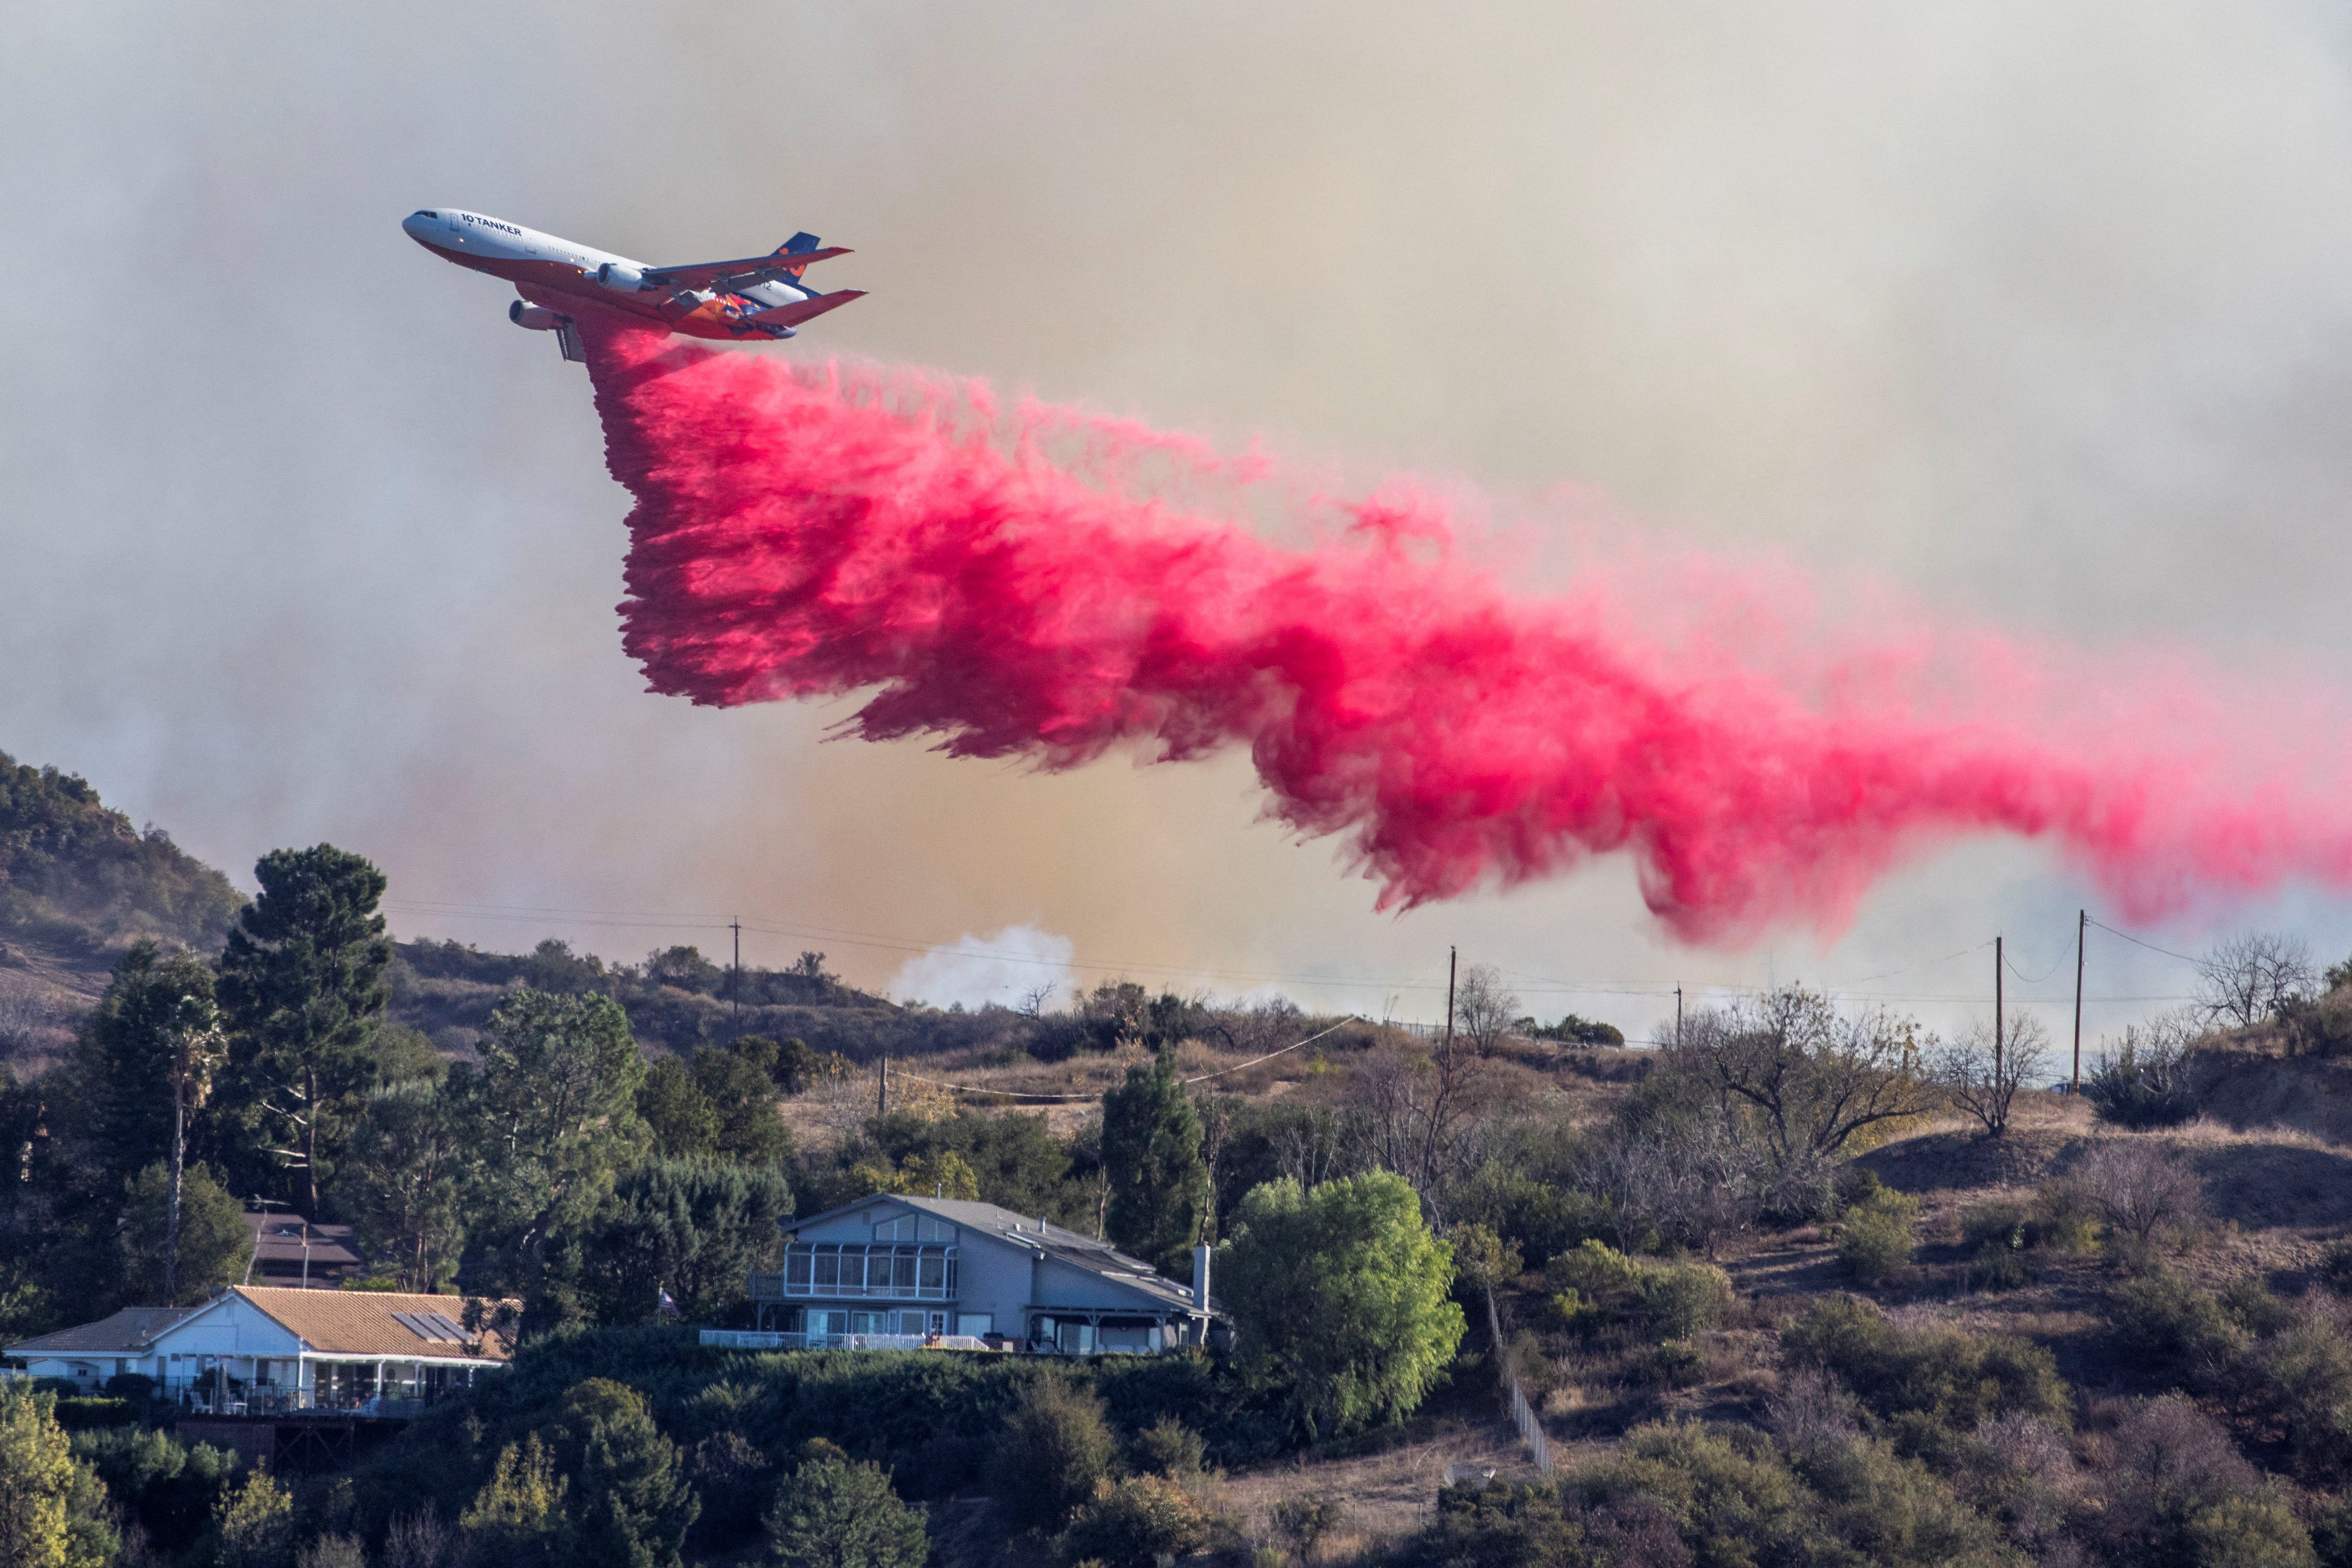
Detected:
left=12, top=3, right=2352, bottom=1039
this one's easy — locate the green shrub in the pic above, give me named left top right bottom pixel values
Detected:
left=2181, top=1485, right=2317, bottom=1568
left=2107, top=1273, right=2246, bottom=1390
left=1129, top=1417, right=1205, bottom=1480
left=1966, top=1242, right=2029, bottom=1292
left=1268, top=1495, right=1344, bottom=1562
left=1543, top=1241, right=1732, bottom=1341
left=1639, top=1264, right=1736, bottom=1340
left=217, top=1471, right=297, bottom=1568
left=2032, top=1177, right=2101, bottom=1253
left=2222, top=1278, right=2299, bottom=1339
left=48, top=1397, right=133, bottom=1431
left=2083, top=1039, right=2199, bottom=1128
left=989, top=1376, right=1116, bottom=1534
left=1781, top=1296, right=2070, bottom=1434
left=765, top=1456, right=929, bottom=1568
left=1426, top=1482, right=1690, bottom=1568
left=1055, top=1476, right=1209, bottom=1568
left=1960, top=1203, right=2029, bottom=1252
left=2257, top=1316, right=2352, bottom=1477
left=1647, top=1339, right=1708, bottom=1389
left=1835, top=1190, right=1918, bottom=1286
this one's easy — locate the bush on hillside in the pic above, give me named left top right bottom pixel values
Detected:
left=1543, top=1241, right=1733, bottom=1341
left=2083, top=1037, right=2199, bottom=1128
left=1835, top=1187, right=1918, bottom=1286
left=1421, top=1481, right=1691, bottom=1568
left=2106, top=1273, right=2247, bottom=1391
left=2085, top=1396, right=2314, bottom=1567
left=1568, top=1420, right=2014, bottom=1568
left=2255, top=1314, right=2352, bottom=1477
left=989, top=1376, right=1117, bottom=1535
left=1781, top=1296, right=2070, bottom=1436
left=1055, top=1476, right=1210, bottom=1568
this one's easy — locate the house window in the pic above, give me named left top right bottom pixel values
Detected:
left=957, top=1314, right=992, bottom=1337
left=782, top=1242, right=956, bottom=1299
left=873, top=1214, right=956, bottom=1244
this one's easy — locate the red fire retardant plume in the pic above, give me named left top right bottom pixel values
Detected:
left=572, top=310, right=2352, bottom=942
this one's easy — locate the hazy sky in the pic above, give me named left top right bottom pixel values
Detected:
left=12, top=2, right=2352, bottom=1045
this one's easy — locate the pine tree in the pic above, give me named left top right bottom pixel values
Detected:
left=1101, top=1051, right=1209, bottom=1276
left=215, top=846, right=392, bottom=1214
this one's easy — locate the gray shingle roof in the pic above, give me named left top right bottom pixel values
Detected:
left=6, top=1306, right=202, bottom=1356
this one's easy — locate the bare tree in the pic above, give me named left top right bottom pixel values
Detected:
left=1672, top=986, right=1934, bottom=1175
left=1451, top=964, right=1520, bottom=1056
left=2195, top=932, right=2315, bottom=1031
left=1590, top=1113, right=1761, bottom=1259
left=1935, top=1014, right=2051, bottom=1138
left=2074, top=1139, right=2204, bottom=1244
left=1346, top=1040, right=1495, bottom=1219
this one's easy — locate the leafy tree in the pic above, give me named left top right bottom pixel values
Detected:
left=118, top=1161, right=252, bottom=1304
left=987, top=1377, right=1115, bottom=1533
left=67, top=939, right=220, bottom=1198
left=695, top=1039, right=789, bottom=1166
left=215, top=845, right=393, bottom=1213
left=583, top=1158, right=791, bottom=1324
left=1101, top=1051, right=1209, bottom=1276
left=637, top=1059, right=719, bottom=1160
left=1218, top=1172, right=1466, bottom=1438
left=844, top=1149, right=979, bottom=1202
left=216, top=1471, right=296, bottom=1568
left=0, top=1383, right=116, bottom=1568
left=332, top=1083, right=472, bottom=1292
left=460, top=990, right=647, bottom=1329
left=459, top=1435, right=570, bottom=1568
left=556, top=1379, right=699, bottom=1568
left=762, top=1456, right=928, bottom=1568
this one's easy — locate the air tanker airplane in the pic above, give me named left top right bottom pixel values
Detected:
left=402, top=208, right=862, bottom=363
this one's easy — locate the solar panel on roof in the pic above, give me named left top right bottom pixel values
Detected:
left=393, top=1311, right=467, bottom=1343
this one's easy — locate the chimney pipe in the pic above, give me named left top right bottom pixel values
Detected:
left=1192, top=1244, right=1211, bottom=1312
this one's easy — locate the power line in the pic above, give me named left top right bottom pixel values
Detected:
left=2086, top=918, right=2205, bottom=967
left=375, top=897, right=2200, bottom=1008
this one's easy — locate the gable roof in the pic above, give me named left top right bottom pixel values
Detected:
left=7, top=1306, right=202, bottom=1357
left=230, top=1288, right=518, bottom=1361
left=242, top=1214, right=362, bottom=1270
left=788, top=1193, right=1216, bottom=1315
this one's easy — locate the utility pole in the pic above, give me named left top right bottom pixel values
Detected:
left=1994, top=934, right=2004, bottom=1095
left=1443, top=946, right=1457, bottom=1056
left=731, top=919, right=742, bottom=1031
left=2073, top=909, right=2087, bottom=1094
left=1675, top=986, right=1683, bottom=1049
left=878, top=1056, right=888, bottom=1117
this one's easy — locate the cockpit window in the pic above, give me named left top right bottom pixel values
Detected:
left=413, top=210, right=438, bottom=218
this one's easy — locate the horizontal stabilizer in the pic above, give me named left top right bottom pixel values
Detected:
left=747, top=290, right=867, bottom=330
left=556, top=321, right=588, bottom=363
left=645, top=247, right=851, bottom=289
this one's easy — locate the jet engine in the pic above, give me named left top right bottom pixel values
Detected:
left=509, top=301, right=565, bottom=330
left=595, top=261, right=648, bottom=292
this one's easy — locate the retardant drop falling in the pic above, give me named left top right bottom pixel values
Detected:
left=570, top=307, right=2352, bottom=943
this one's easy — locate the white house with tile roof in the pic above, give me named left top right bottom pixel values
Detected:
left=731, top=1193, right=1223, bottom=1354
left=5, top=1287, right=516, bottom=1413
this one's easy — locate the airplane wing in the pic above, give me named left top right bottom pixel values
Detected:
left=747, top=290, right=867, bottom=330
left=644, top=246, right=851, bottom=290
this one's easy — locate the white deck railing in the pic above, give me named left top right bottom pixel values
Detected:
left=699, top=1329, right=991, bottom=1352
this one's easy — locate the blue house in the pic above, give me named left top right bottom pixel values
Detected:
left=734, top=1193, right=1220, bottom=1354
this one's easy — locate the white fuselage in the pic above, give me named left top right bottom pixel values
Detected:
left=400, top=209, right=817, bottom=340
